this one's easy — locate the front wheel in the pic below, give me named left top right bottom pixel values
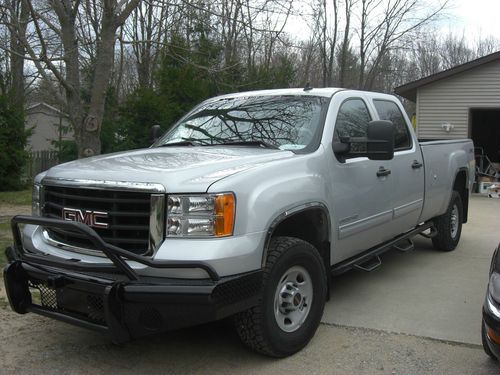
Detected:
left=432, top=191, right=463, bottom=251
left=234, top=236, right=327, bottom=357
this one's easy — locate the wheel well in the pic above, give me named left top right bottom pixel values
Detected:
left=453, top=170, right=469, bottom=223
left=268, top=208, right=330, bottom=272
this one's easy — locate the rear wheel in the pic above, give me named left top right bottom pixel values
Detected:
left=234, top=236, right=327, bottom=357
left=432, top=191, right=463, bottom=251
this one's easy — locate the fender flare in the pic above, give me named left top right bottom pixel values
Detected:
left=261, top=201, right=332, bottom=267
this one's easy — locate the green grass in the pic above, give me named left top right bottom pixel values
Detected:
left=0, top=222, right=11, bottom=269
left=0, top=221, right=12, bottom=309
left=0, top=189, right=31, bottom=206
left=0, top=195, right=27, bottom=308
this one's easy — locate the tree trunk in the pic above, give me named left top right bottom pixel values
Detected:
left=339, top=0, right=351, bottom=87
left=77, top=7, right=117, bottom=158
left=9, top=0, right=29, bottom=106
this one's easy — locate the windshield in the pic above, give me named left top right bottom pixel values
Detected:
left=154, top=95, right=327, bottom=151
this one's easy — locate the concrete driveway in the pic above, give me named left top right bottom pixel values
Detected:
left=324, top=194, right=500, bottom=345
left=0, top=194, right=499, bottom=374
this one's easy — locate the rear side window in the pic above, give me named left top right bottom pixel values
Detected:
left=373, top=100, right=412, bottom=150
left=334, top=99, right=372, bottom=155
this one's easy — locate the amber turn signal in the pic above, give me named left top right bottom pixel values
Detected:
left=214, top=193, right=235, bottom=236
left=487, top=326, right=500, bottom=345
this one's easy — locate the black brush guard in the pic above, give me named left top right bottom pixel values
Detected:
left=3, top=215, right=262, bottom=343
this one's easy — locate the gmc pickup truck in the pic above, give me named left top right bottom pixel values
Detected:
left=4, top=88, right=475, bottom=357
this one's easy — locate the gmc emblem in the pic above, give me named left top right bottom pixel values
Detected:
left=62, top=208, right=109, bottom=229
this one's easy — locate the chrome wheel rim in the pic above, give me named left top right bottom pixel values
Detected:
left=273, top=265, right=313, bottom=332
left=450, top=204, right=459, bottom=238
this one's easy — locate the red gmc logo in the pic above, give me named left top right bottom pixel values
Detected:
left=62, top=208, right=109, bottom=229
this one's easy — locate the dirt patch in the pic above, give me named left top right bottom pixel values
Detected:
left=0, top=307, right=498, bottom=375
left=0, top=205, right=31, bottom=221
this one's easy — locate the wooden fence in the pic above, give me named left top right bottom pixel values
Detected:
left=25, top=150, right=59, bottom=181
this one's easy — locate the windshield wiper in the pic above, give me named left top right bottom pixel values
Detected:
left=158, top=141, right=197, bottom=147
left=217, top=140, right=280, bottom=149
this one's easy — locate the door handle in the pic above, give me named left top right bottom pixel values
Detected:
left=377, top=167, right=391, bottom=177
left=411, top=160, right=423, bottom=169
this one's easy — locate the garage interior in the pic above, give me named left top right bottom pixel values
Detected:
left=470, top=109, right=500, bottom=183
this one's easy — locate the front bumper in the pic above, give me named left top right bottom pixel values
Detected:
left=3, top=216, right=263, bottom=342
left=483, top=301, right=500, bottom=359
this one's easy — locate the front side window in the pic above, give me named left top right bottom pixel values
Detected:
left=373, top=100, right=412, bottom=150
left=154, top=96, right=327, bottom=152
left=334, top=99, right=372, bottom=155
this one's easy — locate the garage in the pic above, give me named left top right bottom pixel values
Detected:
left=395, top=51, right=500, bottom=184
left=470, top=108, right=500, bottom=169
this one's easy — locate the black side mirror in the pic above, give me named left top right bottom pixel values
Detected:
left=332, top=120, right=394, bottom=161
left=366, top=120, right=394, bottom=160
left=150, top=124, right=162, bottom=144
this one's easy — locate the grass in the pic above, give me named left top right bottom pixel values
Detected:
left=0, top=189, right=29, bottom=269
left=0, top=189, right=31, bottom=206
left=0, top=221, right=12, bottom=308
left=0, top=191, right=30, bottom=308
left=0, top=221, right=12, bottom=269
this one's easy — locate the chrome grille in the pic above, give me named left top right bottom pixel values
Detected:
left=43, top=185, right=154, bottom=255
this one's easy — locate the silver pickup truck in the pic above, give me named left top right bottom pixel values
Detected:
left=4, top=88, right=474, bottom=357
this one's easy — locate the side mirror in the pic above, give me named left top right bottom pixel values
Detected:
left=150, top=124, right=162, bottom=144
left=366, top=120, right=394, bottom=160
left=332, top=120, right=394, bottom=161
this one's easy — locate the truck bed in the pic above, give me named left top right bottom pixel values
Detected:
left=418, top=139, right=475, bottom=223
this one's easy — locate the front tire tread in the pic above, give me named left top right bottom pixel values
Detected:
left=234, top=237, right=326, bottom=357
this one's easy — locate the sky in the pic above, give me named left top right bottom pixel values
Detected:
left=444, top=0, right=500, bottom=39
left=283, top=0, right=500, bottom=43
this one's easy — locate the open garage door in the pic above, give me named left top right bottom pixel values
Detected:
left=470, top=109, right=500, bottom=180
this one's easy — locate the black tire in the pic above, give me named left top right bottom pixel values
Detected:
left=482, top=320, right=498, bottom=360
left=432, top=191, right=463, bottom=251
left=234, top=236, right=327, bottom=357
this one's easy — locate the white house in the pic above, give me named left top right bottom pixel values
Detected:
left=26, top=102, right=73, bottom=151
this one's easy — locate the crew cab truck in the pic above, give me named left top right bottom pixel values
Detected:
left=4, top=88, right=474, bottom=357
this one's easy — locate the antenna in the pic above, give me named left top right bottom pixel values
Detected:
left=303, top=83, right=313, bottom=91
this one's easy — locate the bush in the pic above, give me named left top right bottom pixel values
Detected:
left=0, top=95, right=28, bottom=191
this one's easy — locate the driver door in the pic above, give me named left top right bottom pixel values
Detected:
left=327, top=93, right=395, bottom=263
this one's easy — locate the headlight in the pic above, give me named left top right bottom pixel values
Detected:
left=32, top=183, right=43, bottom=216
left=166, top=193, right=235, bottom=237
left=493, top=244, right=500, bottom=273
left=489, top=272, right=500, bottom=304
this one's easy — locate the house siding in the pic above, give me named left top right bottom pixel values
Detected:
left=26, top=104, right=72, bottom=151
left=416, top=60, right=500, bottom=139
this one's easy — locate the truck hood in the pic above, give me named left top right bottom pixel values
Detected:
left=44, top=147, right=294, bottom=192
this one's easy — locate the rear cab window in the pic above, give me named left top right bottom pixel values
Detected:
left=372, top=100, right=412, bottom=151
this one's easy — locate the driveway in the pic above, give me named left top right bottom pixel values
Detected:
left=324, top=194, right=499, bottom=345
left=0, top=194, right=499, bottom=374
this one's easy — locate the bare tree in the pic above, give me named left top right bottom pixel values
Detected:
left=357, top=0, right=379, bottom=87
left=317, top=0, right=338, bottom=86
left=7, top=0, right=29, bottom=105
left=338, top=0, right=355, bottom=87
left=122, top=2, right=171, bottom=89
left=439, top=33, right=474, bottom=69
left=2, top=0, right=141, bottom=158
left=357, top=0, right=448, bottom=90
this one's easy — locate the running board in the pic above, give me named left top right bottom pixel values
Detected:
left=331, top=221, right=435, bottom=276
left=419, top=227, right=438, bottom=239
left=353, top=255, right=381, bottom=272
left=393, top=239, right=414, bottom=253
